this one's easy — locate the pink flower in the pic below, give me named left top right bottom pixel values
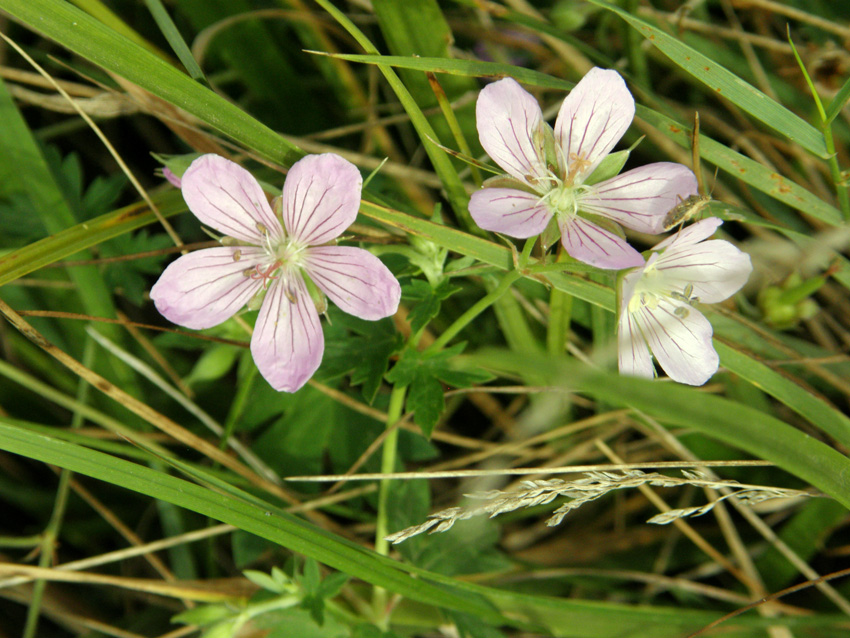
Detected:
left=150, top=154, right=401, bottom=392
left=617, top=218, right=752, bottom=386
left=470, top=68, right=698, bottom=269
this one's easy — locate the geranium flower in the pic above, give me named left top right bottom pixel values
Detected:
left=150, top=153, right=401, bottom=392
left=617, top=218, right=752, bottom=386
left=470, top=68, right=698, bottom=269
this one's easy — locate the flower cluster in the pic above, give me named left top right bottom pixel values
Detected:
left=151, top=153, right=400, bottom=393
left=150, top=67, right=751, bottom=392
left=470, top=68, right=752, bottom=385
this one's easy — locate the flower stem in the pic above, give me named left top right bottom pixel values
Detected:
left=427, top=269, right=522, bottom=353
left=372, top=382, right=407, bottom=625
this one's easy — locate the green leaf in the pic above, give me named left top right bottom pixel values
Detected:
left=826, top=74, right=850, bottom=124
left=244, top=569, right=285, bottom=594
left=716, top=341, right=850, bottom=449
left=172, top=604, right=233, bottom=626
left=387, top=344, right=489, bottom=436
left=403, top=278, right=462, bottom=333
left=406, top=375, right=444, bottom=437
left=144, top=0, right=206, bottom=82
left=586, top=0, right=828, bottom=158
left=320, top=312, right=401, bottom=404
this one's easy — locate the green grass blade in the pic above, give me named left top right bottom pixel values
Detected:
left=143, top=0, right=206, bottom=81
left=716, top=341, right=850, bottom=449
left=586, top=0, right=828, bottom=158
left=825, top=75, right=850, bottom=124
left=0, top=419, right=831, bottom=637
left=0, top=190, right=184, bottom=287
left=3, top=0, right=303, bottom=167
left=476, top=352, right=850, bottom=510
left=311, top=0, right=474, bottom=230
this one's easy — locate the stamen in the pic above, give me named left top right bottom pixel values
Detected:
left=232, top=250, right=242, bottom=262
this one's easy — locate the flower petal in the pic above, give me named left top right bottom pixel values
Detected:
left=182, top=154, right=282, bottom=244
left=578, top=163, right=698, bottom=234
left=469, top=188, right=552, bottom=238
left=654, top=217, right=722, bottom=251
left=558, top=216, right=645, bottom=269
left=476, top=78, right=550, bottom=187
left=657, top=239, right=753, bottom=304
left=303, top=246, right=401, bottom=320
left=282, top=154, right=362, bottom=246
left=632, top=299, right=719, bottom=386
left=554, top=68, right=634, bottom=182
left=251, top=275, right=324, bottom=393
left=151, top=247, right=267, bottom=330
left=618, top=309, right=655, bottom=380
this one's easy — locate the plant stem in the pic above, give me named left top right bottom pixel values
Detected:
left=427, top=269, right=522, bottom=352
left=372, top=382, right=407, bottom=625
left=822, top=123, right=850, bottom=219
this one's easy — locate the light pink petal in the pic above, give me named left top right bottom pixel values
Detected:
left=558, top=216, right=645, bottom=270
left=251, top=274, right=324, bottom=393
left=654, top=217, right=723, bottom=251
left=469, top=188, right=552, bottom=238
left=657, top=240, right=753, bottom=304
left=476, top=78, right=550, bottom=187
left=302, top=246, right=401, bottom=320
left=578, top=163, right=699, bottom=234
left=618, top=305, right=655, bottom=380
left=181, top=154, right=282, bottom=244
left=633, top=300, right=718, bottom=386
left=281, top=154, right=362, bottom=246
left=554, top=68, right=634, bottom=182
left=151, top=247, right=267, bottom=330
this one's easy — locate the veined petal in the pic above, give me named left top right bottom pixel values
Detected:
left=654, top=217, right=722, bottom=251
left=182, top=154, right=282, bottom=244
left=632, top=299, right=718, bottom=386
left=151, top=246, right=267, bottom=330
left=476, top=78, right=549, bottom=187
left=251, top=275, right=324, bottom=393
left=303, top=246, right=401, bottom=320
left=469, top=188, right=552, bottom=238
left=578, top=163, right=698, bottom=234
left=657, top=239, right=753, bottom=303
left=554, top=68, right=634, bottom=182
left=617, top=305, right=655, bottom=379
left=558, top=216, right=645, bottom=269
left=282, top=154, right=362, bottom=246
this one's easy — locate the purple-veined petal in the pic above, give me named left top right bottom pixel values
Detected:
left=151, top=246, right=267, bottom=330
left=656, top=239, right=753, bottom=303
left=281, top=154, right=362, bottom=246
left=578, top=163, right=699, bottom=234
left=251, top=274, right=324, bottom=393
left=618, top=305, right=655, bottom=379
left=554, top=68, right=634, bottom=183
left=632, top=299, right=719, bottom=386
left=476, top=78, right=550, bottom=187
left=654, top=217, right=723, bottom=251
left=558, top=216, right=645, bottom=269
left=182, top=154, right=283, bottom=244
left=469, top=188, right=552, bottom=238
left=302, top=246, right=401, bottom=320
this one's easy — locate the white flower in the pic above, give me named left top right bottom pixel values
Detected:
left=617, top=218, right=752, bottom=385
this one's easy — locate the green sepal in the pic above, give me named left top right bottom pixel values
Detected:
left=584, top=149, right=630, bottom=186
